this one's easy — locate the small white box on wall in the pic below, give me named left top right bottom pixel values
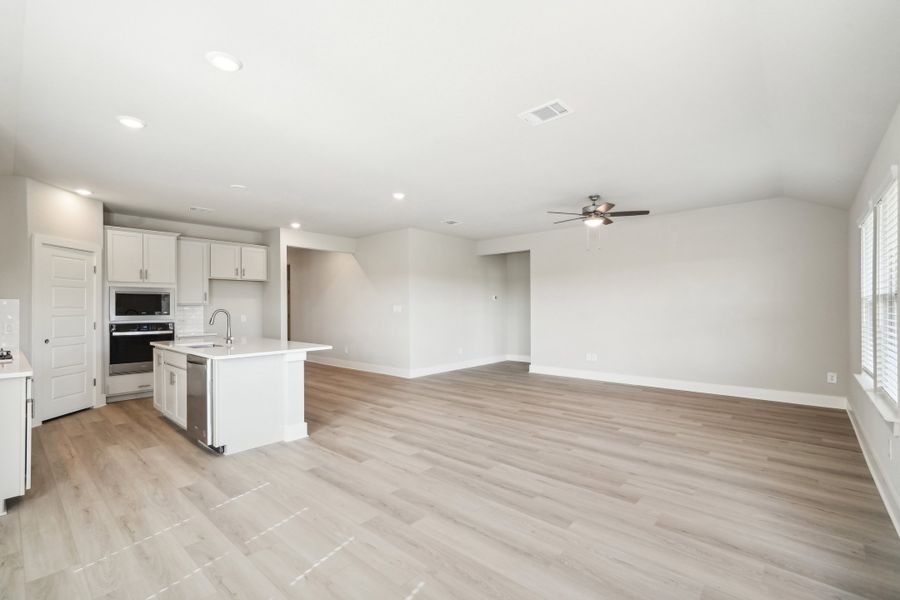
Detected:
left=0, top=299, right=20, bottom=350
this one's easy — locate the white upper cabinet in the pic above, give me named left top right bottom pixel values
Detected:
left=210, top=243, right=267, bottom=282
left=241, top=246, right=268, bottom=281
left=209, top=243, right=241, bottom=280
left=177, top=240, right=209, bottom=305
left=143, top=234, right=177, bottom=284
left=106, top=228, right=178, bottom=284
left=106, top=229, right=144, bottom=283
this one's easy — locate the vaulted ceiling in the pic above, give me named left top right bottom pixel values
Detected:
left=2, top=0, right=900, bottom=238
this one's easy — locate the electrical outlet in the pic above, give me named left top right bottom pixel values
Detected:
left=392, top=304, right=403, bottom=313
left=826, top=372, right=837, bottom=384
left=344, top=346, right=349, bottom=355
left=457, top=348, right=464, bottom=356
left=240, top=314, right=247, bottom=323
left=586, top=353, right=598, bottom=362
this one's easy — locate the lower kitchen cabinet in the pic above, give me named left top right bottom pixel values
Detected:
left=0, top=371, right=32, bottom=515
left=154, top=350, right=187, bottom=429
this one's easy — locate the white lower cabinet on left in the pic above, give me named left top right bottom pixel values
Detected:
left=0, top=369, right=32, bottom=515
left=153, top=349, right=186, bottom=428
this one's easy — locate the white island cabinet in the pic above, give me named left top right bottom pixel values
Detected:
left=150, top=338, right=330, bottom=455
left=0, top=352, right=33, bottom=516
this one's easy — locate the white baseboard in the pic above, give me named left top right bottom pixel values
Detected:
left=505, top=354, right=531, bottom=363
left=306, top=356, right=410, bottom=378
left=847, top=408, right=900, bottom=539
left=283, top=421, right=309, bottom=442
left=528, top=364, right=847, bottom=410
left=408, top=356, right=508, bottom=378
left=308, top=354, right=520, bottom=379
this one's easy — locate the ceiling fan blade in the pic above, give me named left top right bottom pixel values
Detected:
left=597, top=202, right=614, bottom=213
left=604, top=210, right=649, bottom=217
left=602, top=217, right=613, bottom=225
left=554, top=217, right=585, bottom=224
left=547, top=211, right=584, bottom=216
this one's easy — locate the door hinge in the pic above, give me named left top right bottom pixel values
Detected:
left=93, top=321, right=96, bottom=331
left=93, top=378, right=96, bottom=387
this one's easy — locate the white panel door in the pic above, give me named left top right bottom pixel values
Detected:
left=35, top=244, right=96, bottom=421
left=106, top=229, right=143, bottom=283
left=240, top=246, right=268, bottom=281
left=143, top=234, right=177, bottom=284
left=177, top=240, right=209, bottom=304
left=209, top=243, right=240, bottom=279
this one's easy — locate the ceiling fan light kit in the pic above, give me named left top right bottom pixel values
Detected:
left=548, top=194, right=650, bottom=227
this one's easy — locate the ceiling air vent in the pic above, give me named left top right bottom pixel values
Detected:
left=518, top=99, right=573, bottom=126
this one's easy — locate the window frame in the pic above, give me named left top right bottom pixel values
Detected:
left=859, top=166, right=900, bottom=415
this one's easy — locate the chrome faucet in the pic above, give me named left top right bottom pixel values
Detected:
left=209, top=309, right=233, bottom=345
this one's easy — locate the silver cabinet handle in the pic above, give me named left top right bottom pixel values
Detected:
left=145, top=269, right=149, bottom=281
left=169, top=372, right=175, bottom=385
left=203, top=291, right=207, bottom=302
left=234, top=267, right=238, bottom=276
left=241, top=268, right=245, bottom=277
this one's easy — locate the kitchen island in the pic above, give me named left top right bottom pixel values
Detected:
left=151, top=337, right=330, bottom=455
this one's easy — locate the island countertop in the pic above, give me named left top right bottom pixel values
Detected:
left=151, top=337, right=332, bottom=360
left=0, top=351, right=32, bottom=380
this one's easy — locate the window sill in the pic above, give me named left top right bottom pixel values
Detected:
left=853, top=373, right=900, bottom=425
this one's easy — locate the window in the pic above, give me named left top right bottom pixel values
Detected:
left=861, top=212, right=874, bottom=375
left=861, top=177, right=900, bottom=403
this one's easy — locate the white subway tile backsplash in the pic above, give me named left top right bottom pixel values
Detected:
left=176, top=305, right=205, bottom=336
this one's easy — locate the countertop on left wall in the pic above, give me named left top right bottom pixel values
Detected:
left=0, top=352, right=32, bottom=380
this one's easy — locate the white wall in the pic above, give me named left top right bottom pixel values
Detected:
left=847, top=101, right=900, bottom=528
left=408, top=229, right=506, bottom=372
left=504, top=251, right=530, bottom=358
left=0, top=176, right=29, bottom=351
left=105, top=212, right=264, bottom=244
left=287, top=230, right=411, bottom=373
left=480, top=197, right=848, bottom=404
left=0, top=177, right=104, bottom=358
left=263, top=227, right=357, bottom=340
left=287, top=228, right=521, bottom=376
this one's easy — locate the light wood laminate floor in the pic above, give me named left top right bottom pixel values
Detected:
left=2, top=362, right=899, bottom=599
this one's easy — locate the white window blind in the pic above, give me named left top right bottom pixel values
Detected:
left=876, top=180, right=899, bottom=402
left=861, top=212, right=874, bottom=375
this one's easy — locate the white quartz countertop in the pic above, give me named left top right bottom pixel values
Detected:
left=0, top=351, right=32, bottom=379
left=151, top=337, right=332, bottom=360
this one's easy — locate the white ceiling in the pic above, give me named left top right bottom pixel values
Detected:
left=3, top=0, right=900, bottom=239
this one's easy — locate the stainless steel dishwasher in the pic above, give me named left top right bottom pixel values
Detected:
left=186, top=356, right=223, bottom=453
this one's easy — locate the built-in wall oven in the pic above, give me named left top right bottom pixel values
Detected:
left=108, top=322, right=174, bottom=375
left=110, top=288, right=173, bottom=322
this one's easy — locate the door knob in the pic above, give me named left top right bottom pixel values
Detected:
left=44, top=339, right=49, bottom=344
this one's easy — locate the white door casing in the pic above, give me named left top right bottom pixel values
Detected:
left=34, top=243, right=97, bottom=421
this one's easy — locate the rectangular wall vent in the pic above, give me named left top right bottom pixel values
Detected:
left=518, top=99, right=574, bottom=126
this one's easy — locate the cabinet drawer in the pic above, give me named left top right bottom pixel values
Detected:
left=164, top=351, right=187, bottom=370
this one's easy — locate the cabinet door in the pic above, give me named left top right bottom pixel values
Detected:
left=209, top=243, right=241, bottom=280
left=164, top=364, right=177, bottom=419
left=143, top=234, right=177, bottom=284
left=173, top=367, right=187, bottom=428
left=152, top=350, right=164, bottom=412
left=107, top=229, right=144, bottom=283
left=240, top=246, right=268, bottom=281
left=177, top=241, right=209, bottom=304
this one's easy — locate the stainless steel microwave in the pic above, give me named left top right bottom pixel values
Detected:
left=109, top=288, right=173, bottom=322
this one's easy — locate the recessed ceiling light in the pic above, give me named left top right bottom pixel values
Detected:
left=392, top=192, right=406, bottom=201
left=290, top=222, right=301, bottom=229
left=206, top=51, right=243, bottom=73
left=229, top=184, right=247, bottom=190
left=117, top=115, right=146, bottom=129
left=190, top=206, right=215, bottom=213
left=73, top=188, right=93, bottom=196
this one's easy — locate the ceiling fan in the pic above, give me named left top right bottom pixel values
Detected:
left=548, top=195, right=650, bottom=227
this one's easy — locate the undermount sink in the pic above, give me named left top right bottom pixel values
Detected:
left=184, top=342, right=224, bottom=348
